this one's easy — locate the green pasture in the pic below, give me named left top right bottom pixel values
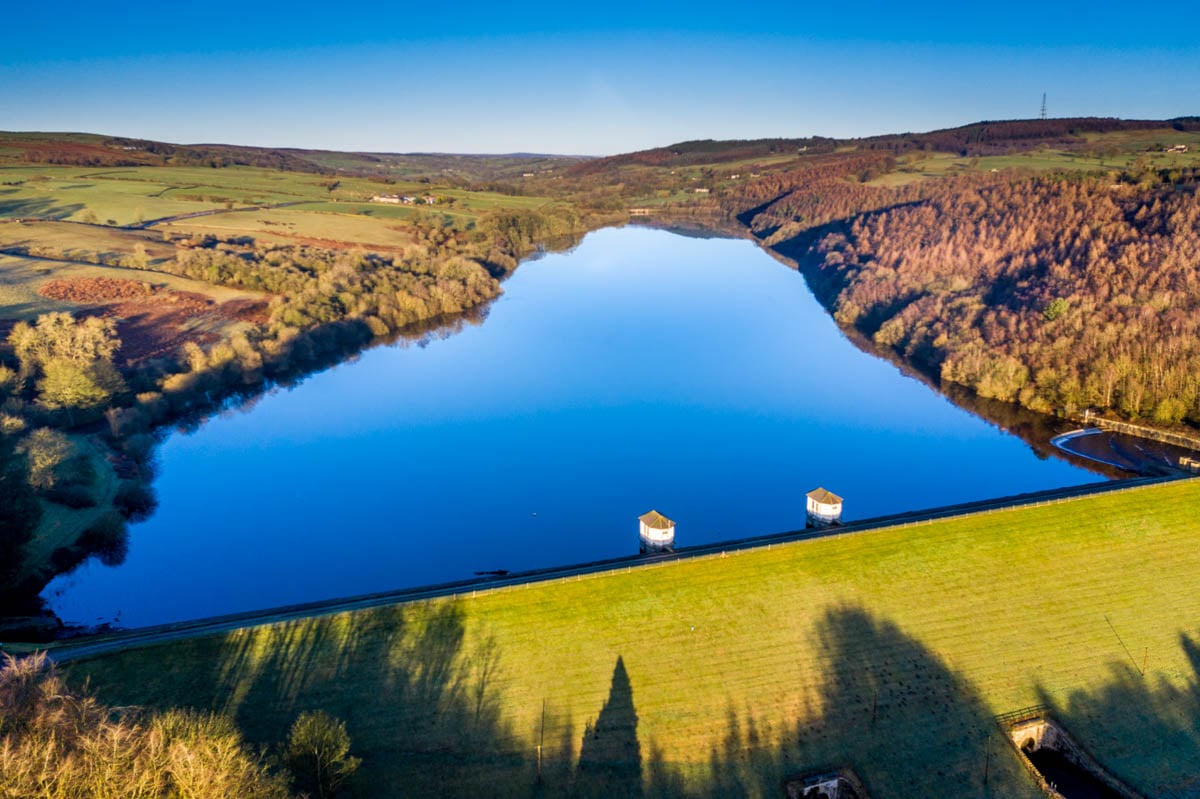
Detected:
left=62, top=478, right=1200, bottom=798
left=162, top=206, right=418, bottom=248
left=0, top=163, right=566, bottom=239
left=0, top=220, right=175, bottom=262
left=299, top=201, right=478, bottom=227
left=0, top=170, right=227, bottom=226
left=0, top=164, right=411, bottom=225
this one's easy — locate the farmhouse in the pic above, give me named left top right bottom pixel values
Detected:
left=638, top=510, right=676, bottom=553
left=805, top=487, right=843, bottom=527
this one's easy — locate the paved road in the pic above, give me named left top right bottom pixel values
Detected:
left=37, top=473, right=1184, bottom=663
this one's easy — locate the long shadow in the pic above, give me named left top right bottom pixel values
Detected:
left=641, top=605, right=1041, bottom=798
left=786, top=606, right=1030, bottom=797
left=1038, top=632, right=1200, bottom=797
left=0, top=197, right=85, bottom=220
left=68, top=601, right=526, bottom=796
left=81, top=602, right=1177, bottom=797
left=575, top=656, right=643, bottom=797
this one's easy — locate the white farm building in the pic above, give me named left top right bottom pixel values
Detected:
left=639, top=510, right=676, bottom=553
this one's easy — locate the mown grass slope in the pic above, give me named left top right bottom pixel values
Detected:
left=63, top=478, right=1200, bottom=798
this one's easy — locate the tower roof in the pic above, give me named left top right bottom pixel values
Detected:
left=806, top=487, right=843, bottom=505
left=638, top=510, right=675, bottom=529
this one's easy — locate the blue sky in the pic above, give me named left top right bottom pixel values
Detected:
left=2, top=1, right=1196, bottom=154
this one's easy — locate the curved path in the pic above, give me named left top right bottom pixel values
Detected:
left=29, top=473, right=1185, bottom=664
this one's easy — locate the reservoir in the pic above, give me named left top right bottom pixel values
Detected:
left=44, top=226, right=1101, bottom=628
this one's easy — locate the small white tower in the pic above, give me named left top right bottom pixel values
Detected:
left=639, top=510, right=676, bottom=553
left=806, top=487, right=843, bottom=528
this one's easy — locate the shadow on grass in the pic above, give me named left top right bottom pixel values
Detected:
left=575, top=656, right=643, bottom=797
left=0, top=197, right=84, bottom=220
left=642, top=605, right=1038, bottom=798
left=208, top=601, right=524, bottom=796
left=1038, top=632, right=1200, bottom=797
left=71, top=604, right=1061, bottom=797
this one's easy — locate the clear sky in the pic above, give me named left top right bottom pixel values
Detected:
left=3, top=1, right=1196, bottom=155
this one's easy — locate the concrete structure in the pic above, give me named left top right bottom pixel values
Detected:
left=639, top=510, right=676, bottom=553
left=371, top=194, right=403, bottom=204
left=1004, top=711, right=1143, bottom=799
left=806, top=487, right=843, bottom=527
left=784, top=768, right=868, bottom=799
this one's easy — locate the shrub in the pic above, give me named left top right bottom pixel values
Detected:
left=16, top=427, right=73, bottom=490
left=0, top=653, right=293, bottom=798
left=284, top=710, right=360, bottom=798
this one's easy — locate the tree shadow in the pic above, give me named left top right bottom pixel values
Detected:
left=69, top=601, right=525, bottom=796
left=0, top=197, right=85, bottom=220
left=68, top=603, right=1070, bottom=797
left=1038, top=631, right=1200, bottom=797
left=641, top=605, right=1040, bottom=798
left=786, top=605, right=1031, bottom=798
left=575, top=655, right=643, bottom=797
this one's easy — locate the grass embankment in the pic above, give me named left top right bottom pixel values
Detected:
left=63, top=478, right=1200, bottom=798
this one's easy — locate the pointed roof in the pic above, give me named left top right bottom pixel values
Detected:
left=806, top=487, right=843, bottom=505
left=638, top=510, right=675, bottom=529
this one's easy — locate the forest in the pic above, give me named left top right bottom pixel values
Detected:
left=805, top=176, right=1200, bottom=424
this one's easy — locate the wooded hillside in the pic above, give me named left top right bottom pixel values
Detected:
left=805, top=176, right=1200, bottom=423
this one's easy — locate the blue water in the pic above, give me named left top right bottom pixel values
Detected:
left=44, top=226, right=1100, bottom=628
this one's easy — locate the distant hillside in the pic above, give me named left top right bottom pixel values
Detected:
left=0, top=132, right=590, bottom=185
left=0, top=132, right=332, bottom=172
left=858, top=116, right=1200, bottom=155
left=569, top=117, right=1200, bottom=176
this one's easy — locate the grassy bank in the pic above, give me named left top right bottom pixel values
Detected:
left=62, top=477, right=1200, bottom=797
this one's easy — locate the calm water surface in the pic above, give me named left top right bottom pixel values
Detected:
left=45, top=227, right=1100, bottom=628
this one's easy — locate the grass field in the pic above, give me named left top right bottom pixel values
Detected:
left=60, top=478, right=1200, bottom=798
left=0, top=164, right=566, bottom=245
left=161, top=206, right=418, bottom=249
